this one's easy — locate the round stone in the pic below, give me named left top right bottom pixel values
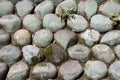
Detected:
left=22, top=45, right=40, bottom=64
left=67, top=14, right=88, bottom=32
left=78, top=0, right=97, bottom=20
left=54, top=30, right=77, bottom=49
left=43, top=14, right=65, bottom=32
left=15, top=0, right=34, bottom=18
left=92, top=44, right=115, bottom=64
left=6, top=61, right=29, bottom=80
left=80, top=29, right=100, bottom=46
left=108, top=61, right=120, bottom=80
left=114, top=45, right=120, bottom=59
left=34, top=0, right=54, bottom=18
left=68, top=44, right=90, bottom=62
left=0, top=44, right=21, bottom=65
left=30, top=62, right=57, bottom=79
left=0, top=0, right=13, bottom=17
left=59, top=60, right=83, bottom=80
left=13, top=29, right=31, bottom=46
left=100, top=30, right=120, bottom=46
left=23, top=14, right=42, bottom=33
left=33, top=29, right=53, bottom=48
left=84, top=60, right=107, bottom=80
left=90, top=14, right=113, bottom=32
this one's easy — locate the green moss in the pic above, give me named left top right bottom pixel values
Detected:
left=38, top=62, right=46, bottom=66
left=31, top=56, right=39, bottom=65
left=44, top=45, right=54, bottom=56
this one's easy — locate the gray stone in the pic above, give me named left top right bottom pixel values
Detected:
left=108, top=61, right=120, bottom=80
left=30, top=62, right=57, bottom=79
left=0, top=44, right=21, bottom=65
left=68, top=44, right=90, bottom=62
left=100, top=30, right=120, bottom=46
left=31, top=0, right=43, bottom=5
left=34, top=0, right=54, bottom=18
left=0, top=62, right=8, bottom=80
left=23, top=14, right=42, bottom=33
left=15, top=0, right=34, bottom=18
left=99, top=0, right=120, bottom=16
left=114, top=45, right=120, bottom=59
left=90, top=14, right=113, bottom=32
left=54, top=30, right=77, bottom=49
left=22, top=45, right=40, bottom=64
left=0, top=0, right=13, bottom=17
left=6, top=61, right=29, bottom=80
left=43, top=14, right=65, bottom=32
left=52, top=0, right=64, bottom=6
left=33, top=29, right=53, bottom=48
left=0, top=14, right=21, bottom=33
left=80, top=29, right=100, bottom=46
left=55, top=0, right=77, bottom=15
left=84, top=60, right=107, bottom=80
left=67, top=14, right=88, bottom=32
left=78, top=0, right=97, bottom=20
left=92, top=44, right=115, bottom=64
left=59, top=60, right=83, bottom=80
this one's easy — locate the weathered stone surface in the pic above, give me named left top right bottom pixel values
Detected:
left=100, top=30, right=120, bottom=46
left=33, top=29, right=53, bottom=48
left=114, top=45, right=120, bottom=59
left=0, top=14, right=21, bottom=33
left=59, top=60, right=83, bottom=80
left=90, top=14, right=113, bottom=32
left=68, top=44, right=90, bottom=62
left=80, top=29, right=100, bottom=46
left=23, top=14, right=42, bottom=33
left=15, top=0, right=34, bottom=18
left=108, top=61, right=120, bottom=80
left=30, top=62, right=57, bottom=79
left=92, top=44, right=115, bottom=64
left=78, top=0, right=97, bottom=20
left=67, top=14, right=88, bottom=32
left=84, top=60, right=107, bottom=80
left=43, top=14, right=65, bottom=32
left=6, top=61, right=29, bottom=80
left=0, top=44, right=21, bottom=65
left=54, top=30, right=77, bottom=49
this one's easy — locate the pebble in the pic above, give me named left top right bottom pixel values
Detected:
left=108, top=61, right=120, bottom=80
left=0, top=14, right=21, bottom=33
left=54, top=30, right=77, bottom=49
left=34, top=0, right=54, bottom=18
left=78, top=0, right=97, bottom=20
left=33, top=29, right=53, bottom=48
left=84, top=60, right=107, bottom=80
left=68, top=44, right=90, bottom=62
left=0, top=0, right=13, bottom=17
left=30, top=62, right=57, bottom=79
left=100, top=30, right=120, bottom=46
left=22, top=45, right=40, bottom=65
left=6, top=61, right=29, bottom=80
left=114, top=45, right=120, bottom=59
left=90, top=14, right=113, bottom=32
left=43, top=14, right=65, bottom=32
left=15, top=0, right=34, bottom=18
left=0, top=44, right=21, bottom=65
left=92, top=44, right=115, bottom=64
left=59, top=60, right=83, bottom=80
left=80, top=29, right=100, bottom=46
left=67, top=14, right=88, bottom=32
left=23, top=14, right=42, bottom=33
left=13, top=29, right=31, bottom=46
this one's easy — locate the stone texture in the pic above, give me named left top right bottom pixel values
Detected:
left=84, top=60, right=107, bottom=80
left=6, top=61, right=29, bottom=80
left=90, top=14, right=113, bottom=32
left=15, top=0, right=34, bottom=18
left=59, top=60, right=83, bottom=80
left=114, top=45, right=120, bottom=59
left=33, top=29, right=53, bottom=48
left=67, top=14, right=88, bottom=32
left=68, top=44, right=90, bottom=62
left=92, top=44, right=115, bottom=64
left=23, top=14, right=42, bottom=33
left=0, top=44, right=21, bottom=65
